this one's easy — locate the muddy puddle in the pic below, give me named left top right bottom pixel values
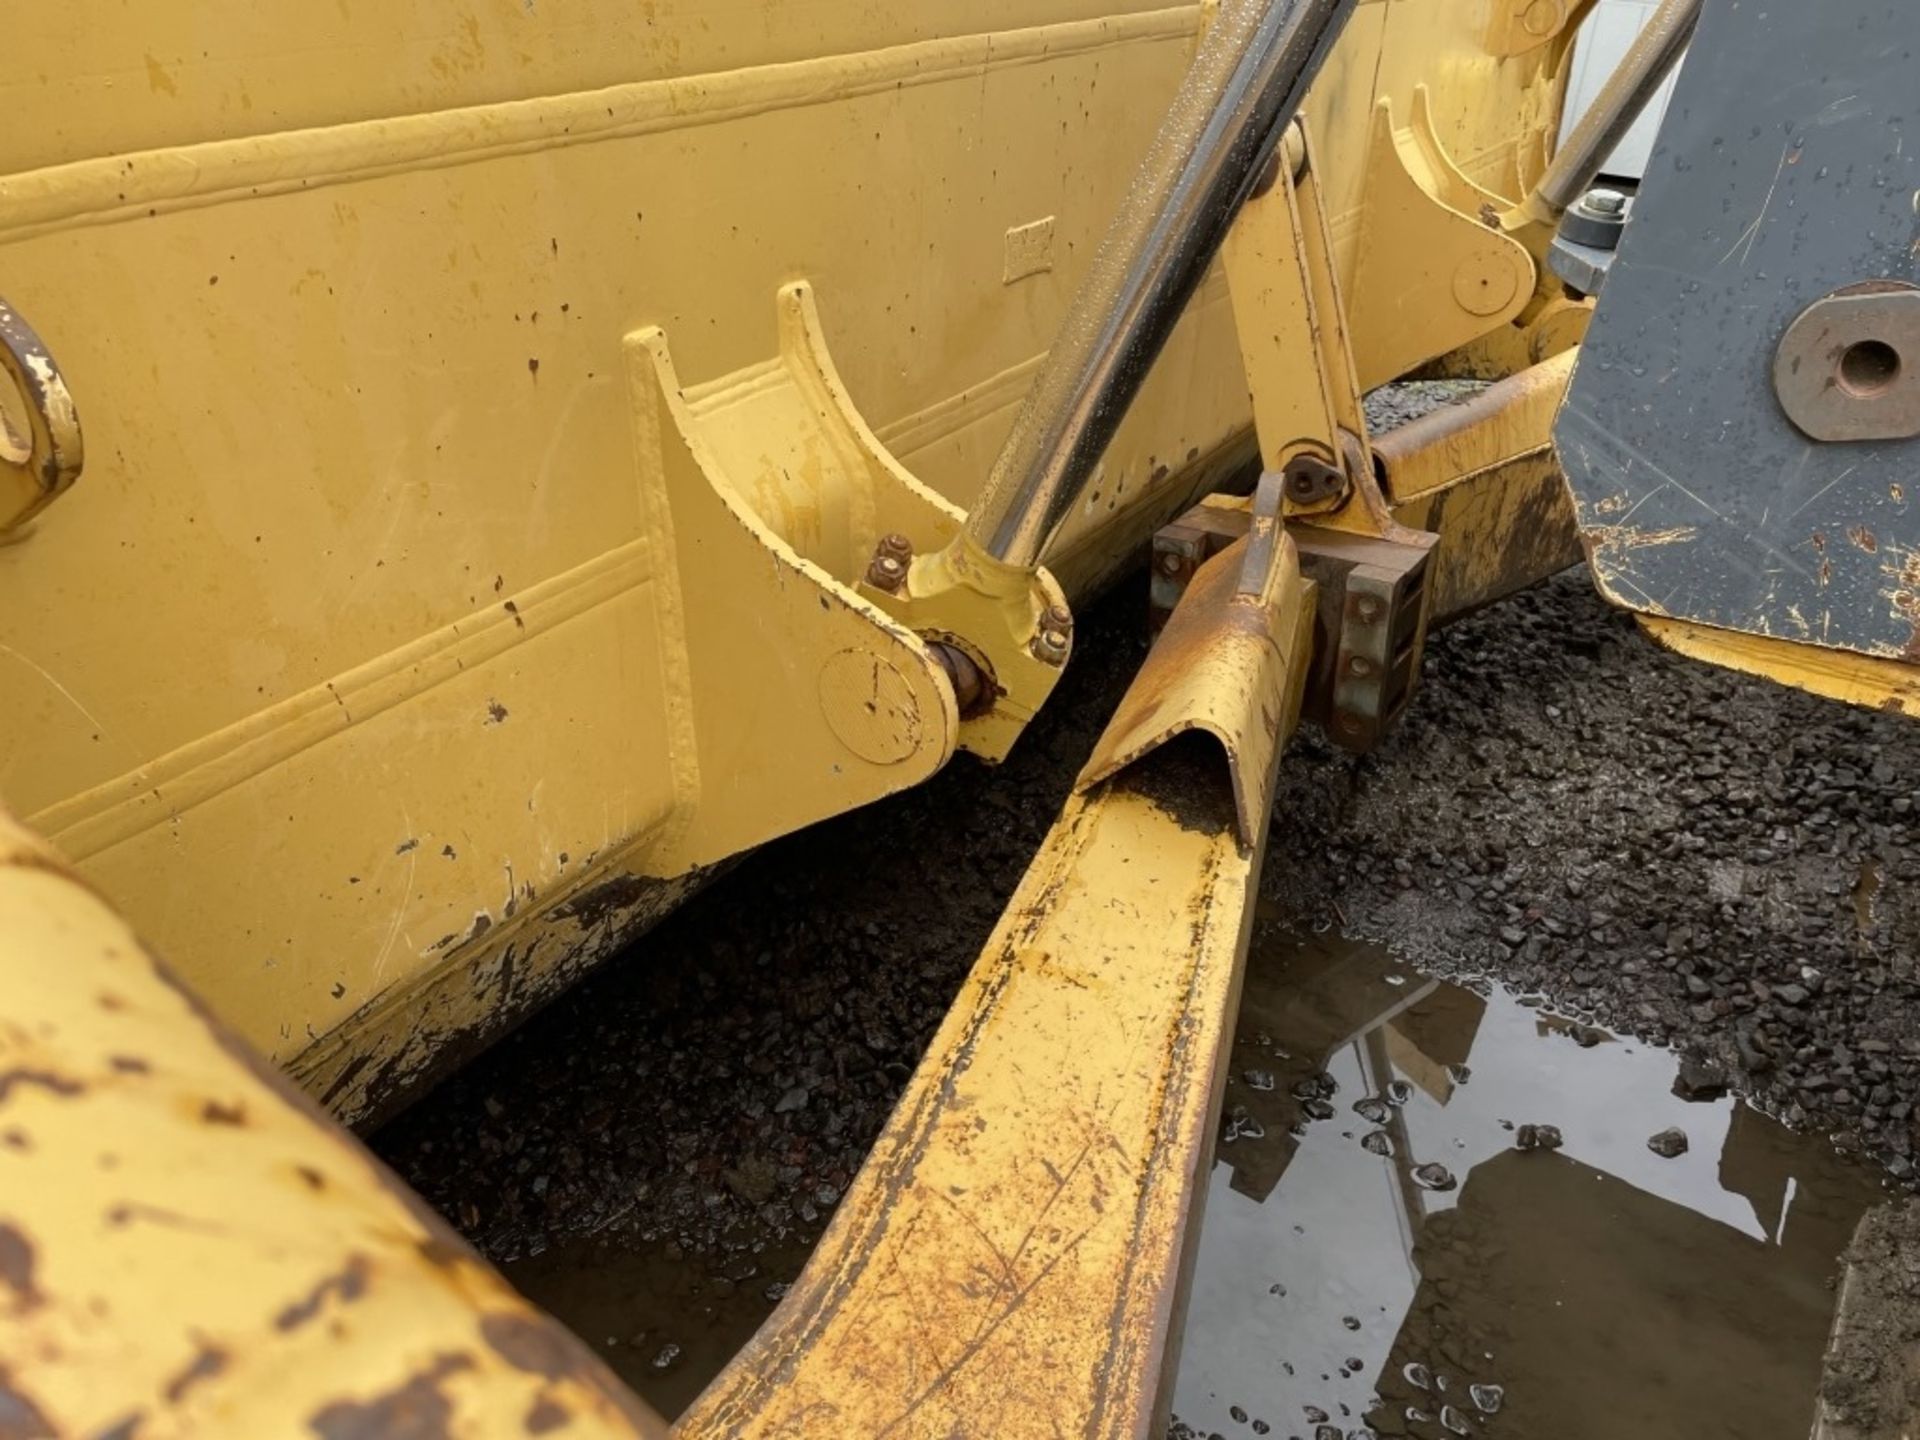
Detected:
left=486, top=927, right=1882, bottom=1430
left=1171, top=930, right=1883, bottom=1440
left=503, top=1229, right=817, bottom=1419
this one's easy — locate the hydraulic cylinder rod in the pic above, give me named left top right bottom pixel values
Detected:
left=960, top=0, right=1355, bottom=571
left=1532, top=0, right=1702, bottom=217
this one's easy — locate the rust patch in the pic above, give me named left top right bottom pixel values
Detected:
left=1879, top=546, right=1920, bottom=658
left=477, top=1312, right=660, bottom=1434
left=0, top=1366, right=54, bottom=1440
left=0, top=1068, right=84, bottom=1106
left=94, top=1414, right=142, bottom=1440
left=1584, top=522, right=1697, bottom=554
left=525, top=1394, right=570, bottom=1434
left=162, top=1342, right=230, bottom=1405
left=416, top=1237, right=465, bottom=1270
left=1849, top=526, right=1880, bottom=553
left=108, top=1055, right=151, bottom=1074
left=200, top=1099, right=247, bottom=1126
left=480, top=1313, right=579, bottom=1380
left=0, top=1224, right=43, bottom=1312
left=274, top=1254, right=372, bottom=1332
left=485, top=700, right=509, bottom=725
left=295, top=1165, right=327, bottom=1191
left=307, top=1352, right=474, bottom=1440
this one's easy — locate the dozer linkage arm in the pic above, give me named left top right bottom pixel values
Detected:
left=680, top=480, right=1315, bottom=1439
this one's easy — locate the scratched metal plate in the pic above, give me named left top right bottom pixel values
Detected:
left=1555, top=0, right=1920, bottom=659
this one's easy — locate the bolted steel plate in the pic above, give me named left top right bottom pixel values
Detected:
left=1555, top=0, right=1920, bottom=661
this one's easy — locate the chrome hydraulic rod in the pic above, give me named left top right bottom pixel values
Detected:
left=1532, top=0, right=1702, bottom=217
left=960, top=0, right=1355, bottom=571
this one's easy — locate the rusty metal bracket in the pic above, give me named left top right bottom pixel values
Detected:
left=1150, top=495, right=1258, bottom=637
left=1291, top=525, right=1436, bottom=751
left=853, top=528, right=1072, bottom=764
left=1148, top=492, right=1436, bottom=754
left=0, top=296, right=83, bottom=533
left=1377, top=349, right=1584, bottom=622
left=1774, top=285, right=1920, bottom=444
left=1083, top=474, right=1312, bottom=842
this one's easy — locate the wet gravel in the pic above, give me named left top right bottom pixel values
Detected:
left=376, top=382, right=1920, bottom=1280
left=1264, top=567, right=1920, bottom=1189
left=373, top=581, right=1152, bottom=1264
left=1821, top=1200, right=1920, bottom=1433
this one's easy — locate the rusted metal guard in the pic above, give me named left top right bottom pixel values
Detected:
left=679, top=487, right=1313, bottom=1439
left=1080, top=479, right=1311, bottom=844
left=0, top=813, right=665, bottom=1440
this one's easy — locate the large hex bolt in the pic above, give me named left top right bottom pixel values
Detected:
left=865, top=532, right=914, bottom=594
left=1032, top=603, right=1073, bottom=664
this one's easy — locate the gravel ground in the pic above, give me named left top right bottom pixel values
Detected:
left=376, top=384, right=1920, bottom=1273
left=1264, top=568, right=1920, bottom=1186
left=373, top=579, right=1153, bottom=1263
left=1821, top=1201, right=1920, bottom=1435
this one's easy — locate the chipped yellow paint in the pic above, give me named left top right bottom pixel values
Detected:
left=1377, top=350, right=1585, bottom=620
left=0, top=810, right=665, bottom=1438
left=0, top=296, right=84, bottom=531
left=1642, top=617, right=1920, bottom=719
left=0, top=0, right=1582, bottom=1118
left=679, top=520, right=1313, bottom=1439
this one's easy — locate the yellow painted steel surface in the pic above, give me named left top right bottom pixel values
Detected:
left=1641, top=617, right=1920, bottom=720
left=0, top=0, right=1581, bottom=1120
left=1380, top=350, right=1585, bottom=620
left=681, top=522, right=1314, bottom=1438
left=0, top=811, right=665, bottom=1439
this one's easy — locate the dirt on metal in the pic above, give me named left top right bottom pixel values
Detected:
left=1817, top=1202, right=1920, bottom=1438
left=371, top=580, right=1153, bottom=1414
left=374, top=389, right=1920, bottom=1420
left=1170, top=929, right=1882, bottom=1440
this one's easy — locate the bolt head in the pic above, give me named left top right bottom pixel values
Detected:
left=1355, top=596, right=1384, bottom=623
left=1584, top=187, right=1628, bottom=217
left=1347, top=654, right=1375, bottom=678
left=1158, top=551, right=1186, bottom=575
left=1043, top=603, right=1072, bottom=630
left=879, top=532, right=913, bottom=556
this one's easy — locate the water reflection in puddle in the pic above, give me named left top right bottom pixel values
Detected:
left=1172, top=931, right=1882, bottom=1440
left=503, top=1230, right=816, bottom=1419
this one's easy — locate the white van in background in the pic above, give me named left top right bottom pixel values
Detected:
left=1561, top=0, right=1685, bottom=180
